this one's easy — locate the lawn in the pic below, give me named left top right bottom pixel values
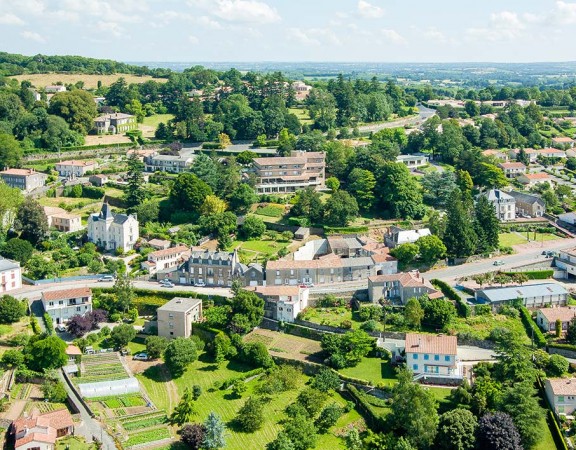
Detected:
left=228, top=238, right=289, bottom=263
left=142, top=114, right=174, bottom=128
left=446, top=313, right=529, bottom=343
left=56, top=436, right=95, bottom=450
left=136, top=365, right=172, bottom=412
left=534, top=417, right=558, bottom=450
left=499, top=232, right=561, bottom=247
left=288, top=107, right=314, bottom=125
left=127, top=336, right=147, bottom=355
left=244, top=328, right=323, bottom=362
left=339, top=357, right=397, bottom=386
left=255, top=204, right=285, bottom=217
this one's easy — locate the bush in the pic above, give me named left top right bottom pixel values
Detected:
left=431, top=279, right=470, bottom=318
left=202, top=142, right=224, bottom=150
left=360, top=320, right=378, bottom=332
left=82, top=185, right=105, bottom=199
left=502, top=270, right=553, bottom=280
left=519, top=306, right=547, bottom=347
left=43, top=313, right=54, bottom=335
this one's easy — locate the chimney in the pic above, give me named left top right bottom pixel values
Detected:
left=418, top=337, right=421, bottom=347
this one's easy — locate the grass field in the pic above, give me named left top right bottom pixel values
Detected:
left=12, top=73, right=167, bottom=89
left=499, top=232, right=561, bottom=247
left=446, top=313, right=529, bottom=342
left=56, top=436, right=95, bottom=450
left=245, top=329, right=323, bottom=362
left=288, top=107, right=314, bottom=125
left=229, top=238, right=289, bottom=263
left=339, top=357, right=397, bottom=386
left=255, top=204, right=285, bottom=217
left=142, top=114, right=174, bottom=128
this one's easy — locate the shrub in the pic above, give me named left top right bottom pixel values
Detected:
left=361, top=320, right=378, bottom=332
left=519, top=306, right=547, bottom=347
left=431, top=279, right=470, bottom=318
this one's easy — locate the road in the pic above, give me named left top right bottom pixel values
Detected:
left=58, top=371, right=116, bottom=449
left=357, top=104, right=436, bottom=134
left=13, top=279, right=233, bottom=302
left=422, top=237, right=576, bottom=283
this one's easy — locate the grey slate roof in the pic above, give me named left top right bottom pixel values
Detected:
left=0, top=257, right=19, bottom=271
left=486, top=189, right=514, bottom=202
left=508, top=190, right=545, bottom=205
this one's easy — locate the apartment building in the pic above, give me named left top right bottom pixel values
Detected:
left=157, top=297, right=202, bottom=339
left=44, top=206, right=83, bottom=233
left=42, top=287, right=93, bottom=325
left=0, top=168, right=47, bottom=192
left=175, top=249, right=244, bottom=287
left=144, top=154, right=194, bottom=173
left=253, top=150, right=325, bottom=194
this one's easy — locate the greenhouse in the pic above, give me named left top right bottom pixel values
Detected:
left=78, top=377, right=140, bottom=398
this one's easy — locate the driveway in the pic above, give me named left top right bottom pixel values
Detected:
left=58, top=371, right=116, bottom=449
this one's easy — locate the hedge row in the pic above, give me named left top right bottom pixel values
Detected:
left=30, top=315, right=41, bottom=334
left=201, top=142, right=225, bottom=150
left=345, top=385, right=386, bottom=432
left=548, top=410, right=569, bottom=450
left=219, top=368, right=265, bottom=390
left=431, top=279, right=471, bottom=318
left=324, top=226, right=369, bottom=234
left=519, top=306, right=547, bottom=347
left=548, top=342, right=576, bottom=352
left=501, top=270, right=554, bottom=280
left=43, top=313, right=54, bottom=335
left=283, top=323, right=325, bottom=341
left=61, top=142, right=135, bottom=151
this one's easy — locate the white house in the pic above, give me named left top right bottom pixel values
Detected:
left=42, top=287, right=93, bottom=325
left=142, top=245, right=191, bottom=275
left=55, top=160, right=98, bottom=178
left=252, top=286, right=310, bottom=323
left=384, top=226, right=431, bottom=248
left=0, top=257, right=22, bottom=293
left=536, top=307, right=576, bottom=334
left=484, top=189, right=516, bottom=221
left=396, top=154, right=429, bottom=170
left=87, top=203, right=139, bottom=252
left=545, top=378, right=576, bottom=416
left=405, top=333, right=460, bottom=379
left=498, top=162, right=526, bottom=178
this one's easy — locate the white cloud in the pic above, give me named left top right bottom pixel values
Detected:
left=188, top=35, right=199, bottom=44
left=287, top=27, right=341, bottom=46
left=198, top=15, right=223, bottom=29
left=380, top=29, right=405, bottom=43
left=191, top=0, right=280, bottom=24
left=467, top=10, right=526, bottom=42
left=358, top=0, right=384, bottom=19
left=0, top=13, right=25, bottom=25
left=20, top=30, right=46, bottom=43
left=95, top=21, right=124, bottom=37
left=423, top=27, right=448, bottom=44
left=555, top=1, right=576, bottom=24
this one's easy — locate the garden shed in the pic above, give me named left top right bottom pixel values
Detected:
left=78, top=377, right=140, bottom=398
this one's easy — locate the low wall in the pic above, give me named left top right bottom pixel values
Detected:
left=61, top=369, right=95, bottom=418
left=548, top=346, right=576, bottom=359
left=22, top=274, right=107, bottom=286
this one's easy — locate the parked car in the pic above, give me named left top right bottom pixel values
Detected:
left=493, top=260, right=505, bottom=266
left=133, top=353, right=149, bottom=361
left=194, top=281, right=206, bottom=287
left=56, top=324, right=66, bottom=332
left=98, top=275, right=115, bottom=282
left=161, top=281, right=175, bottom=288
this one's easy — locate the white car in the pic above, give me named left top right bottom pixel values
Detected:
left=133, top=353, right=149, bottom=361
left=98, top=275, right=115, bottom=282
left=194, top=281, right=206, bottom=287
left=161, top=281, right=175, bottom=288
left=56, top=324, right=66, bottom=332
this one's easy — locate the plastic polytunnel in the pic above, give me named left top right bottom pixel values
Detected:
left=78, top=377, right=140, bottom=398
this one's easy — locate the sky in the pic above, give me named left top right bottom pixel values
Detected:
left=1, top=0, right=576, bottom=63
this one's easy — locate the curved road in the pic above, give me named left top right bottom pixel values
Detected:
left=358, top=104, right=436, bottom=134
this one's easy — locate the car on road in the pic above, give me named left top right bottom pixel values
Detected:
left=98, top=275, right=115, bottom=282
left=56, top=324, right=66, bottom=332
left=133, top=353, right=149, bottom=361
left=493, top=260, right=505, bottom=266
left=194, top=281, right=206, bottom=287
left=161, top=281, right=174, bottom=288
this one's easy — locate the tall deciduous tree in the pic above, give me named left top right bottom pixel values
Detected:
left=0, top=295, right=27, bottom=324
left=25, top=335, right=68, bottom=372
left=48, top=90, right=98, bottom=134
left=417, top=234, right=447, bottom=264
left=170, top=173, right=213, bottom=214
left=477, top=412, right=522, bottom=450
left=500, top=381, right=544, bottom=448
left=435, top=408, right=477, bottom=450
left=235, top=397, right=265, bottom=432
left=164, top=337, right=198, bottom=377
left=14, top=198, right=48, bottom=245
left=113, top=275, right=134, bottom=312
left=169, top=387, right=196, bottom=425
left=347, top=168, right=376, bottom=210
left=0, top=133, right=23, bottom=168
left=389, top=367, right=439, bottom=449
left=376, top=162, right=425, bottom=219
left=322, top=190, right=359, bottom=227
left=404, top=297, right=424, bottom=329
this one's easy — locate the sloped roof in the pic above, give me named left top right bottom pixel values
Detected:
left=405, top=333, right=457, bottom=355
left=43, top=287, right=92, bottom=301
left=546, top=378, right=576, bottom=396
left=537, top=307, right=576, bottom=323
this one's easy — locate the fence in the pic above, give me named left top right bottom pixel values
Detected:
left=22, top=274, right=107, bottom=286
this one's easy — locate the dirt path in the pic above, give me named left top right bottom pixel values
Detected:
left=160, top=365, right=179, bottom=412
left=3, top=400, right=27, bottom=420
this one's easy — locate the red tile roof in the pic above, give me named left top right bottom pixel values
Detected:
left=538, top=307, right=576, bottom=323
left=43, top=287, right=92, bottom=301
left=546, top=378, right=576, bottom=396
left=405, top=333, right=457, bottom=356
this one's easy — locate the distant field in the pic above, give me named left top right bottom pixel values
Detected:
left=11, top=73, right=167, bottom=89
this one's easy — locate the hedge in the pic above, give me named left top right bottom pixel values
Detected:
left=547, top=410, right=569, bottom=450
left=431, top=279, right=471, bottom=318
left=548, top=343, right=576, bottom=352
left=82, top=185, right=105, bottom=199
left=201, top=142, right=224, bottom=150
left=519, top=306, right=547, bottom=347
left=324, top=226, right=369, bottom=234
left=502, top=270, right=554, bottom=280
left=43, top=313, right=54, bottom=335
left=61, top=142, right=134, bottom=151
left=30, top=315, right=41, bottom=334
left=345, top=385, right=387, bottom=432
left=283, top=322, right=325, bottom=341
